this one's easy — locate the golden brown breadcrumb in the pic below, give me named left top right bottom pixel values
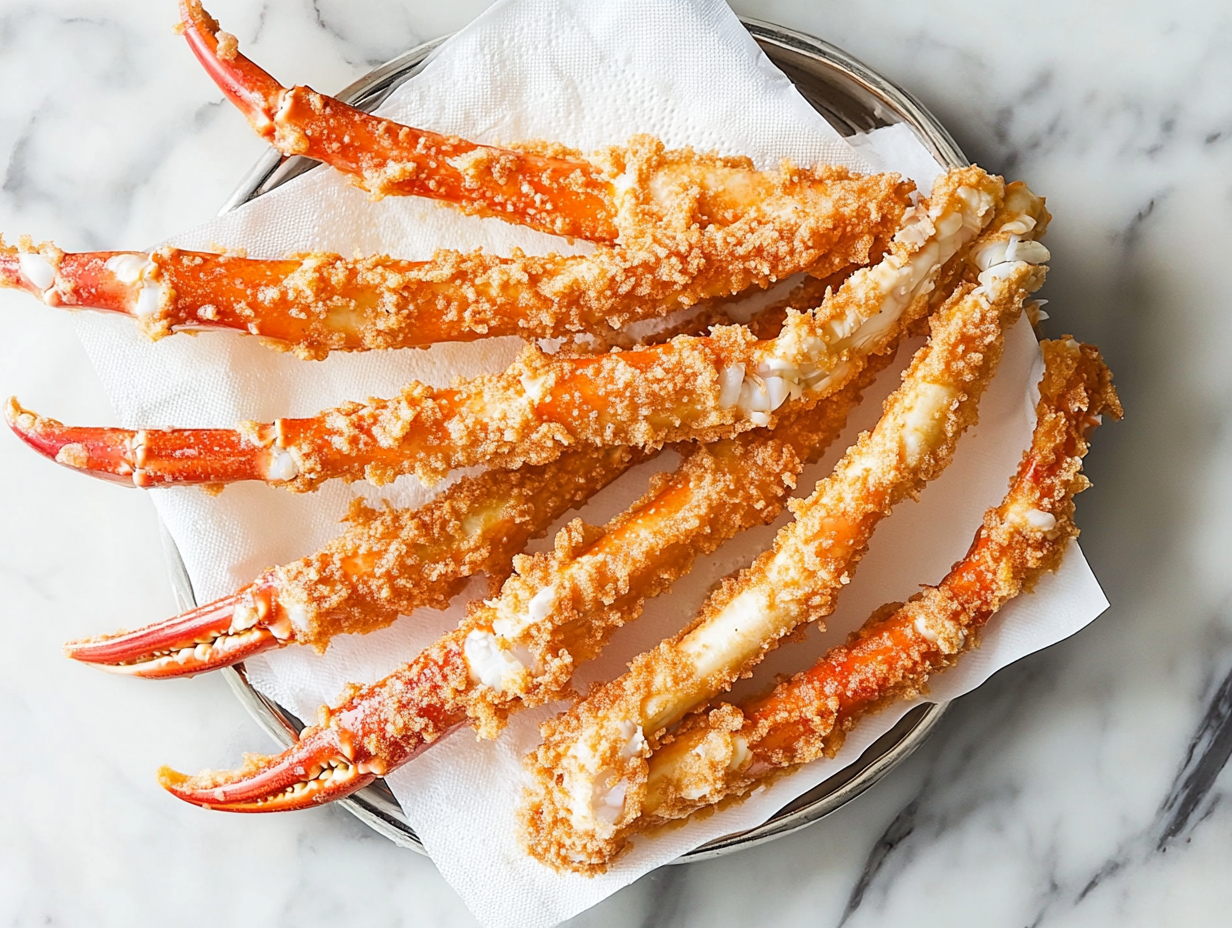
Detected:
left=275, top=446, right=645, bottom=651
left=139, top=156, right=910, bottom=356
left=161, top=322, right=895, bottom=801
left=518, top=245, right=1044, bottom=874
left=5, top=170, right=1005, bottom=493
left=229, top=168, right=1005, bottom=491
left=631, top=339, right=1120, bottom=840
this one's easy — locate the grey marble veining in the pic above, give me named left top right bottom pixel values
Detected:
left=2, top=0, right=1231, bottom=925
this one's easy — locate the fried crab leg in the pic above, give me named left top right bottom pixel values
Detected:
left=65, top=445, right=644, bottom=678
left=179, top=0, right=615, bottom=240
left=0, top=3, right=912, bottom=356
left=156, top=345, right=890, bottom=811
left=8, top=169, right=1022, bottom=491
left=57, top=282, right=847, bottom=675
left=626, top=340, right=1119, bottom=858
left=517, top=215, right=1048, bottom=873
left=59, top=289, right=834, bottom=677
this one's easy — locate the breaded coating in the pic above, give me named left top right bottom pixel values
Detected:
left=633, top=339, right=1120, bottom=842
left=62, top=279, right=849, bottom=677
left=278, top=169, right=1004, bottom=488
left=182, top=3, right=913, bottom=256
left=149, top=153, right=908, bottom=355
left=8, top=168, right=1006, bottom=491
left=458, top=349, right=899, bottom=739
left=274, top=445, right=646, bottom=651
left=1, top=153, right=910, bottom=356
left=157, top=337, right=889, bottom=803
left=263, top=306, right=747, bottom=651
left=518, top=239, right=1046, bottom=874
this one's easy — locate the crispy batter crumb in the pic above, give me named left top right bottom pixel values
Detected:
left=626, top=339, right=1120, bottom=844
left=133, top=140, right=913, bottom=354
left=519, top=238, right=1043, bottom=873
left=228, top=168, right=1002, bottom=493
left=54, top=443, right=89, bottom=468
left=268, top=310, right=732, bottom=650
left=250, top=336, right=885, bottom=793
left=276, top=446, right=641, bottom=651
left=215, top=30, right=238, bottom=61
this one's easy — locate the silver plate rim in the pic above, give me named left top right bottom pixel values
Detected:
left=166, top=17, right=968, bottom=863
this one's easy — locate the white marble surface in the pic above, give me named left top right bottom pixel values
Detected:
left=1, top=0, right=1230, bottom=925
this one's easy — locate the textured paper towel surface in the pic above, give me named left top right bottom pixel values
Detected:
left=70, top=2, right=1108, bottom=926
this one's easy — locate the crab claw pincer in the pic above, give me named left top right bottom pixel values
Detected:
left=158, top=727, right=374, bottom=812
left=160, top=640, right=471, bottom=811
left=177, top=0, right=285, bottom=133
left=64, top=581, right=288, bottom=678
left=5, top=398, right=288, bottom=488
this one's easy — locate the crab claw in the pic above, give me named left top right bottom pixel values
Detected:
left=161, top=639, right=471, bottom=811
left=177, top=0, right=618, bottom=242
left=5, top=398, right=286, bottom=487
left=65, top=581, right=289, bottom=678
left=177, top=0, right=284, bottom=132
left=159, top=727, right=374, bottom=812
left=0, top=245, right=141, bottom=315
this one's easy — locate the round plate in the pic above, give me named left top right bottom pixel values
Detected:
left=167, top=17, right=963, bottom=862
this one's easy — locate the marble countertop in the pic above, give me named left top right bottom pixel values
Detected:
left=3, top=1, right=1230, bottom=925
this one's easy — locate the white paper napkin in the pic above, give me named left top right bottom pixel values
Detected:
left=71, top=2, right=1109, bottom=926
